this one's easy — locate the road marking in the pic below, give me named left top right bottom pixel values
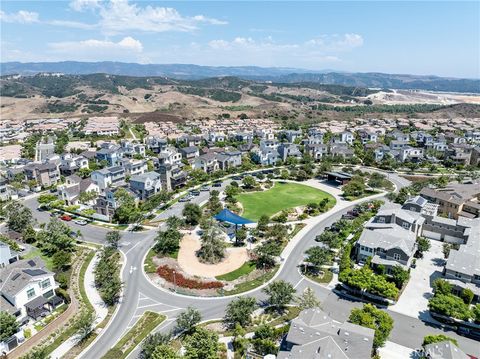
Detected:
left=293, top=277, right=304, bottom=289
left=129, top=266, right=137, bottom=274
left=124, top=241, right=141, bottom=255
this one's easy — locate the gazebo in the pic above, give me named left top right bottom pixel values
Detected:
left=214, top=208, right=254, bottom=226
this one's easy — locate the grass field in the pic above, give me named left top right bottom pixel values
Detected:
left=236, top=182, right=335, bottom=221
left=22, top=248, right=54, bottom=271
left=216, top=261, right=256, bottom=281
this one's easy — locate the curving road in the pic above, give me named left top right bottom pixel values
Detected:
left=22, top=171, right=480, bottom=358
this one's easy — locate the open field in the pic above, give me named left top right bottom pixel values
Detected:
left=236, top=182, right=334, bottom=221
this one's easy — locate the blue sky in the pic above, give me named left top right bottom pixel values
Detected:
left=1, top=1, right=479, bottom=78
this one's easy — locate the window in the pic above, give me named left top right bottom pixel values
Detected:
left=454, top=271, right=462, bottom=278
left=393, top=253, right=401, bottom=261
left=27, top=288, right=36, bottom=299
left=402, top=222, right=410, bottom=229
left=378, top=217, right=385, bottom=223
left=40, top=279, right=51, bottom=289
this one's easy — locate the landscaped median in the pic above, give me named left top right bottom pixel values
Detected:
left=101, top=311, right=166, bottom=359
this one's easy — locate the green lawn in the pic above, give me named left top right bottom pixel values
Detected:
left=236, top=182, right=335, bottom=221
left=216, top=261, right=256, bottom=281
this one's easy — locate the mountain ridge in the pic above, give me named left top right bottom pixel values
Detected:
left=1, top=61, right=479, bottom=93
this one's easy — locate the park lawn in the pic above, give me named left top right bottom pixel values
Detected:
left=216, top=261, right=256, bottom=281
left=236, top=182, right=335, bottom=221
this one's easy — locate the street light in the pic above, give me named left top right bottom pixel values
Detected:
left=173, top=270, right=177, bottom=293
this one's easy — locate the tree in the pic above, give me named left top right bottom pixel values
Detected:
left=78, top=190, right=98, bottom=204
left=473, top=304, right=480, bottom=323
left=432, top=279, right=452, bottom=296
left=154, top=228, right=183, bottom=256
left=198, top=224, right=226, bottom=264
left=342, top=179, right=366, bottom=198
left=166, top=216, right=185, bottom=230
left=37, top=218, right=75, bottom=255
left=77, top=167, right=93, bottom=178
left=142, top=332, right=172, bottom=359
left=38, top=194, right=57, bottom=204
left=176, top=307, right=202, bottom=334
left=0, top=311, right=19, bottom=341
left=460, top=288, right=474, bottom=305
left=105, top=231, right=121, bottom=249
left=183, top=328, right=219, bottom=359
left=390, top=265, right=410, bottom=289
left=428, top=294, right=472, bottom=320
left=22, top=225, right=37, bottom=244
left=266, top=224, right=288, bottom=242
left=183, top=203, right=202, bottom=226
left=296, top=287, right=321, bottom=309
left=151, top=345, right=179, bottom=359
left=113, top=188, right=141, bottom=224
left=94, top=246, right=122, bottom=306
left=224, top=296, right=257, bottom=328
left=422, top=334, right=458, bottom=347
left=52, top=250, right=72, bottom=271
left=235, top=226, right=247, bottom=245
left=263, top=280, right=296, bottom=310
left=242, top=176, right=256, bottom=189
left=257, top=215, right=270, bottom=233
left=206, top=191, right=222, bottom=215
left=349, top=304, right=394, bottom=349
left=416, top=237, right=431, bottom=258
left=315, top=231, right=342, bottom=249
left=22, top=347, right=50, bottom=359
left=5, top=202, right=33, bottom=233
left=442, top=243, right=452, bottom=258
left=305, top=246, right=331, bottom=268
left=75, top=310, right=96, bottom=342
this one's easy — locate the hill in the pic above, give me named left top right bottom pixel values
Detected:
left=1, top=61, right=479, bottom=93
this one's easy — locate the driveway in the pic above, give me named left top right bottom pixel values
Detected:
left=390, top=240, right=444, bottom=320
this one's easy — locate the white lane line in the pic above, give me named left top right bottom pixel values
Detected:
left=159, top=308, right=184, bottom=313
left=293, top=277, right=304, bottom=289
left=137, top=303, right=166, bottom=310
left=124, top=241, right=141, bottom=255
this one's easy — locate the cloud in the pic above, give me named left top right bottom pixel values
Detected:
left=48, top=36, right=144, bottom=61
left=306, top=33, right=364, bottom=51
left=67, top=0, right=227, bottom=34
left=46, top=20, right=97, bottom=30
left=0, top=10, right=39, bottom=23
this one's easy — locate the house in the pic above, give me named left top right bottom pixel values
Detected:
left=94, top=186, right=137, bottom=220
left=420, top=181, right=480, bottom=219
left=95, top=143, right=122, bottom=166
left=194, top=153, right=219, bottom=173
left=277, top=308, right=374, bottom=359
left=24, top=162, right=60, bottom=187
left=120, top=158, right=148, bottom=177
left=208, top=132, right=226, bottom=143
left=216, top=151, right=242, bottom=170
left=156, top=147, right=183, bottom=166
left=58, top=153, right=89, bottom=176
left=157, top=163, right=187, bottom=191
left=177, top=135, right=204, bottom=147
left=120, top=139, right=146, bottom=158
left=91, top=166, right=126, bottom=190
left=280, top=130, right=302, bottom=143
left=129, top=172, right=163, bottom=200
left=305, top=144, right=328, bottom=161
left=389, top=140, right=409, bottom=150
left=254, top=129, right=275, bottom=141
left=145, top=136, right=168, bottom=154
left=0, top=242, right=19, bottom=268
left=35, top=141, right=55, bottom=162
left=57, top=174, right=99, bottom=206
left=401, top=195, right=438, bottom=216
left=0, top=178, right=10, bottom=201
left=358, top=129, right=378, bottom=144
left=339, top=131, right=354, bottom=145
left=424, top=340, right=469, bottom=359
left=251, top=146, right=279, bottom=166
left=278, top=143, right=302, bottom=162
left=390, top=130, right=410, bottom=142
left=0, top=257, right=61, bottom=320
left=443, top=218, right=480, bottom=302
left=329, top=144, right=355, bottom=159
left=398, top=146, right=424, bottom=162
left=180, top=146, right=200, bottom=164
left=231, top=131, right=253, bottom=143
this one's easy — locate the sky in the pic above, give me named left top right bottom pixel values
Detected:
left=1, top=1, right=479, bottom=78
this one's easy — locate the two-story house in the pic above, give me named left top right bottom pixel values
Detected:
left=91, top=166, right=126, bottom=190
left=129, top=172, right=163, bottom=200
left=23, top=162, right=60, bottom=188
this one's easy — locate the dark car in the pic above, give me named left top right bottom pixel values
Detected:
left=232, top=176, right=242, bottom=181
left=212, top=181, right=222, bottom=187
left=457, top=327, right=480, bottom=341
left=190, top=190, right=200, bottom=196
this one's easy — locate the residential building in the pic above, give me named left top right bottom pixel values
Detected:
left=0, top=178, right=10, bottom=201
left=157, top=163, right=187, bottom=191
left=145, top=136, right=168, bottom=154
left=35, top=141, right=55, bottom=162
left=278, top=143, right=302, bottom=162
left=24, top=162, right=60, bottom=187
left=91, top=166, right=126, bottom=190
left=339, top=131, right=354, bottom=145
left=194, top=153, right=219, bottom=173
left=305, top=144, right=328, bottom=160
left=95, top=143, right=123, bottom=166
left=216, top=151, right=242, bottom=170
left=0, top=257, right=61, bottom=320
left=0, top=242, right=18, bottom=268
left=120, top=158, right=148, bottom=177
left=58, top=153, right=89, bottom=176
left=129, top=172, right=163, bottom=200
left=424, top=340, right=469, bottom=359
left=57, top=174, right=99, bottom=206
left=277, top=308, right=374, bottom=359
left=180, top=146, right=200, bottom=164
left=119, top=140, right=146, bottom=158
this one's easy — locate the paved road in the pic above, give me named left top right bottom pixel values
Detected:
left=20, top=171, right=480, bottom=358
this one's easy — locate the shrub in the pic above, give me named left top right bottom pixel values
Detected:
left=156, top=265, right=223, bottom=289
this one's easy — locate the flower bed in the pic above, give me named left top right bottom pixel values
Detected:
left=156, top=265, right=224, bottom=289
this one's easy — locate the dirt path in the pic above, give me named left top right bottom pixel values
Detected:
left=177, top=234, right=249, bottom=278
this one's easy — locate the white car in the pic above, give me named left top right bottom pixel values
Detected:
left=74, top=219, right=88, bottom=226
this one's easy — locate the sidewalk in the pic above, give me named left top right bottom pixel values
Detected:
left=50, top=253, right=108, bottom=359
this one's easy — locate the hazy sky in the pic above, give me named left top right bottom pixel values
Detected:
left=1, top=1, right=479, bottom=78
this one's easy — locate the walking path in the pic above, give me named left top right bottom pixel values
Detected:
left=177, top=232, right=249, bottom=277
left=50, top=253, right=108, bottom=359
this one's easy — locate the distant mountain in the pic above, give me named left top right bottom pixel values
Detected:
left=1, top=61, right=479, bottom=93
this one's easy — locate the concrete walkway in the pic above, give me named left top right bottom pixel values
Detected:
left=390, top=240, right=444, bottom=320
left=379, top=341, right=417, bottom=359
left=50, top=253, right=109, bottom=359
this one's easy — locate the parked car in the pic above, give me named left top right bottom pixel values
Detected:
left=60, top=214, right=72, bottom=221
left=212, top=181, right=222, bottom=187
left=200, top=186, right=210, bottom=192
left=190, top=190, right=200, bottom=196
left=342, top=214, right=355, bottom=220
left=74, top=219, right=87, bottom=226
left=179, top=196, right=191, bottom=202
left=457, top=327, right=480, bottom=341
